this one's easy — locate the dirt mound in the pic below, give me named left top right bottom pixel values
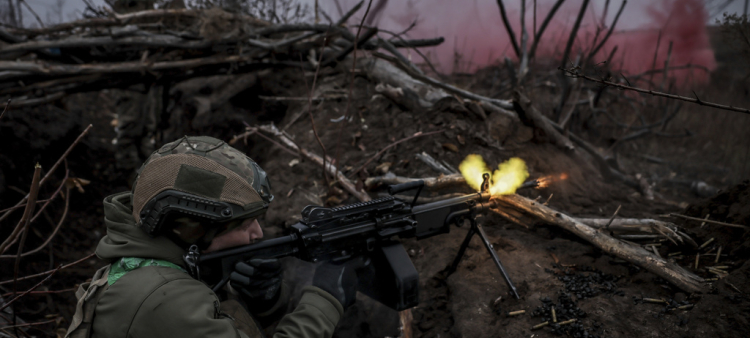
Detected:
left=683, top=181, right=750, bottom=259
left=685, top=180, right=750, bottom=225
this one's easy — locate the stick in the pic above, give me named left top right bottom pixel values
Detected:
left=10, top=163, right=42, bottom=319
left=18, top=0, right=44, bottom=28
left=301, top=36, right=331, bottom=187
left=586, top=0, right=626, bottom=63
left=0, top=264, right=61, bottom=313
left=349, top=130, right=444, bottom=178
left=1, top=287, right=76, bottom=298
left=399, top=309, right=413, bottom=338
left=0, top=318, right=57, bottom=330
left=0, top=165, right=41, bottom=256
left=494, top=194, right=705, bottom=293
left=495, top=0, right=520, bottom=57
left=0, top=124, right=91, bottom=224
left=604, top=205, right=621, bottom=230
left=0, top=186, right=70, bottom=259
left=0, top=99, right=9, bottom=120
left=560, top=68, right=750, bottom=115
left=528, top=0, right=566, bottom=60
left=518, top=0, right=529, bottom=80
left=668, top=214, right=749, bottom=230
left=257, top=124, right=371, bottom=202
left=0, top=253, right=95, bottom=286
left=333, top=0, right=374, bottom=189
left=560, top=0, right=590, bottom=69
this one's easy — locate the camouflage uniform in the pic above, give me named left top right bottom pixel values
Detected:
left=66, top=136, right=345, bottom=338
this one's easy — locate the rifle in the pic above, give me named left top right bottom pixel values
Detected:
left=184, top=173, right=520, bottom=311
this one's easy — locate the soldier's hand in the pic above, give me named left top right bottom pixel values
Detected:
left=312, top=257, right=365, bottom=309
left=231, top=258, right=282, bottom=305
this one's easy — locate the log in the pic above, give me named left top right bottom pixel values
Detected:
left=512, top=90, right=575, bottom=151
left=257, top=124, right=371, bottom=202
left=494, top=194, right=706, bottom=293
left=576, top=218, right=695, bottom=246
left=365, top=174, right=465, bottom=190
left=370, top=53, right=516, bottom=113
left=360, top=56, right=448, bottom=106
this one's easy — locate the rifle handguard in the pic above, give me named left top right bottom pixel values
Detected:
left=388, top=180, right=424, bottom=195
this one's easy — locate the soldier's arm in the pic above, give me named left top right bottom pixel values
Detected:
left=272, top=286, right=344, bottom=338
left=129, top=278, right=250, bottom=338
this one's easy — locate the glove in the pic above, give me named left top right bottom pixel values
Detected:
left=230, top=258, right=282, bottom=311
left=312, top=258, right=365, bottom=309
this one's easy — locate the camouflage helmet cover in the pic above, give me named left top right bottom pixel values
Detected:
left=132, top=136, right=273, bottom=231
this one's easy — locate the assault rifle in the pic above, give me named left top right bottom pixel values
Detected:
left=184, top=174, right=520, bottom=311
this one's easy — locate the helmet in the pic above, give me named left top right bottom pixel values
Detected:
left=132, top=136, right=273, bottom=242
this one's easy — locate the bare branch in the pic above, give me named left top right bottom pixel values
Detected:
left=560, top=0, right=590, bottom=69
left=0, top=253, right=96, bottom=286
left=528, top=1, right=567, bottom=59
left=496, top=0, right=521, bottom=57
left=585, top=0, right=626, bottom=63
left=560, top=67, right=750, bottom=115
left=0, top=124, right=92, bottom=224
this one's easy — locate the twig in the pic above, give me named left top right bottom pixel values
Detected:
left=585, top=0, right=626, bottom=63
left=0, top=99, right=9, bottom=120
left=0, top=264, right=62, bottom=313
left=0, top=165, right=70, bottom=255
left=661, top=41, right=673, bottom=90
left=0, top=164, right=41, bottom=256
left=10, top=163, right=42, bottom=328
left=560, top=0, right=590, bottom=69
left=0, top=252, right=95, bottom=286
left=18, top=0, right=44, bottom=28
left=349, top=130, right=444, bottom=178
left=560, top=68, right=750, bottom=115
left=1, top=287, right=76, bottom=298
left=518, top=0, right=529, bottom=81
left=0, top=186, right=70, bottom=259
left=0, top=319, right=57, bottom=330
left=648, top=30, right=663, bottom=84
left=332, top=0, right=374, bottom=187
left=0, top=124, right=91, bottom=224
left=495, top=0, right=520, bottom=57
left=668, top=214, right=749, bottom=230
left=528, top=0, right=566, bottom=60
left=300, top=34, right=331, bottom=187
left=0, top=198, right=51, bottom=214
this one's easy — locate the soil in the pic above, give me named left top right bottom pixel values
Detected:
left=1, top=65, right=749, bottom=338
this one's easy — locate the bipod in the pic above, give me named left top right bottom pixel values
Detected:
left=445, top=216, right=521, bottom=299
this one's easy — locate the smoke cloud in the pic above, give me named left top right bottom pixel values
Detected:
left=327, top=0, right=716, bottom=84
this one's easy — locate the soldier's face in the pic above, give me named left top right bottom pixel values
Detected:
left=203, top=218, right=263, bottom=253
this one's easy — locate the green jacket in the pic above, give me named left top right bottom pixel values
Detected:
left=78, top=192, right=343, bottom=338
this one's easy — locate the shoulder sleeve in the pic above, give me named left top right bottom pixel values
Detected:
left=129, top=277, right=249, bottom=338
left=272, top=286, right=344, bottom=338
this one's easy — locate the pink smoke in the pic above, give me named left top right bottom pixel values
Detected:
left=327, top=0, right=716, bottom=85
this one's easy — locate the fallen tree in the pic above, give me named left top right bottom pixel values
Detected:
left=494, top=194, right=705, bottom=293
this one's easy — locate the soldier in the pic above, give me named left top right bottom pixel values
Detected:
left=66, top=136, right=360, bottom=338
